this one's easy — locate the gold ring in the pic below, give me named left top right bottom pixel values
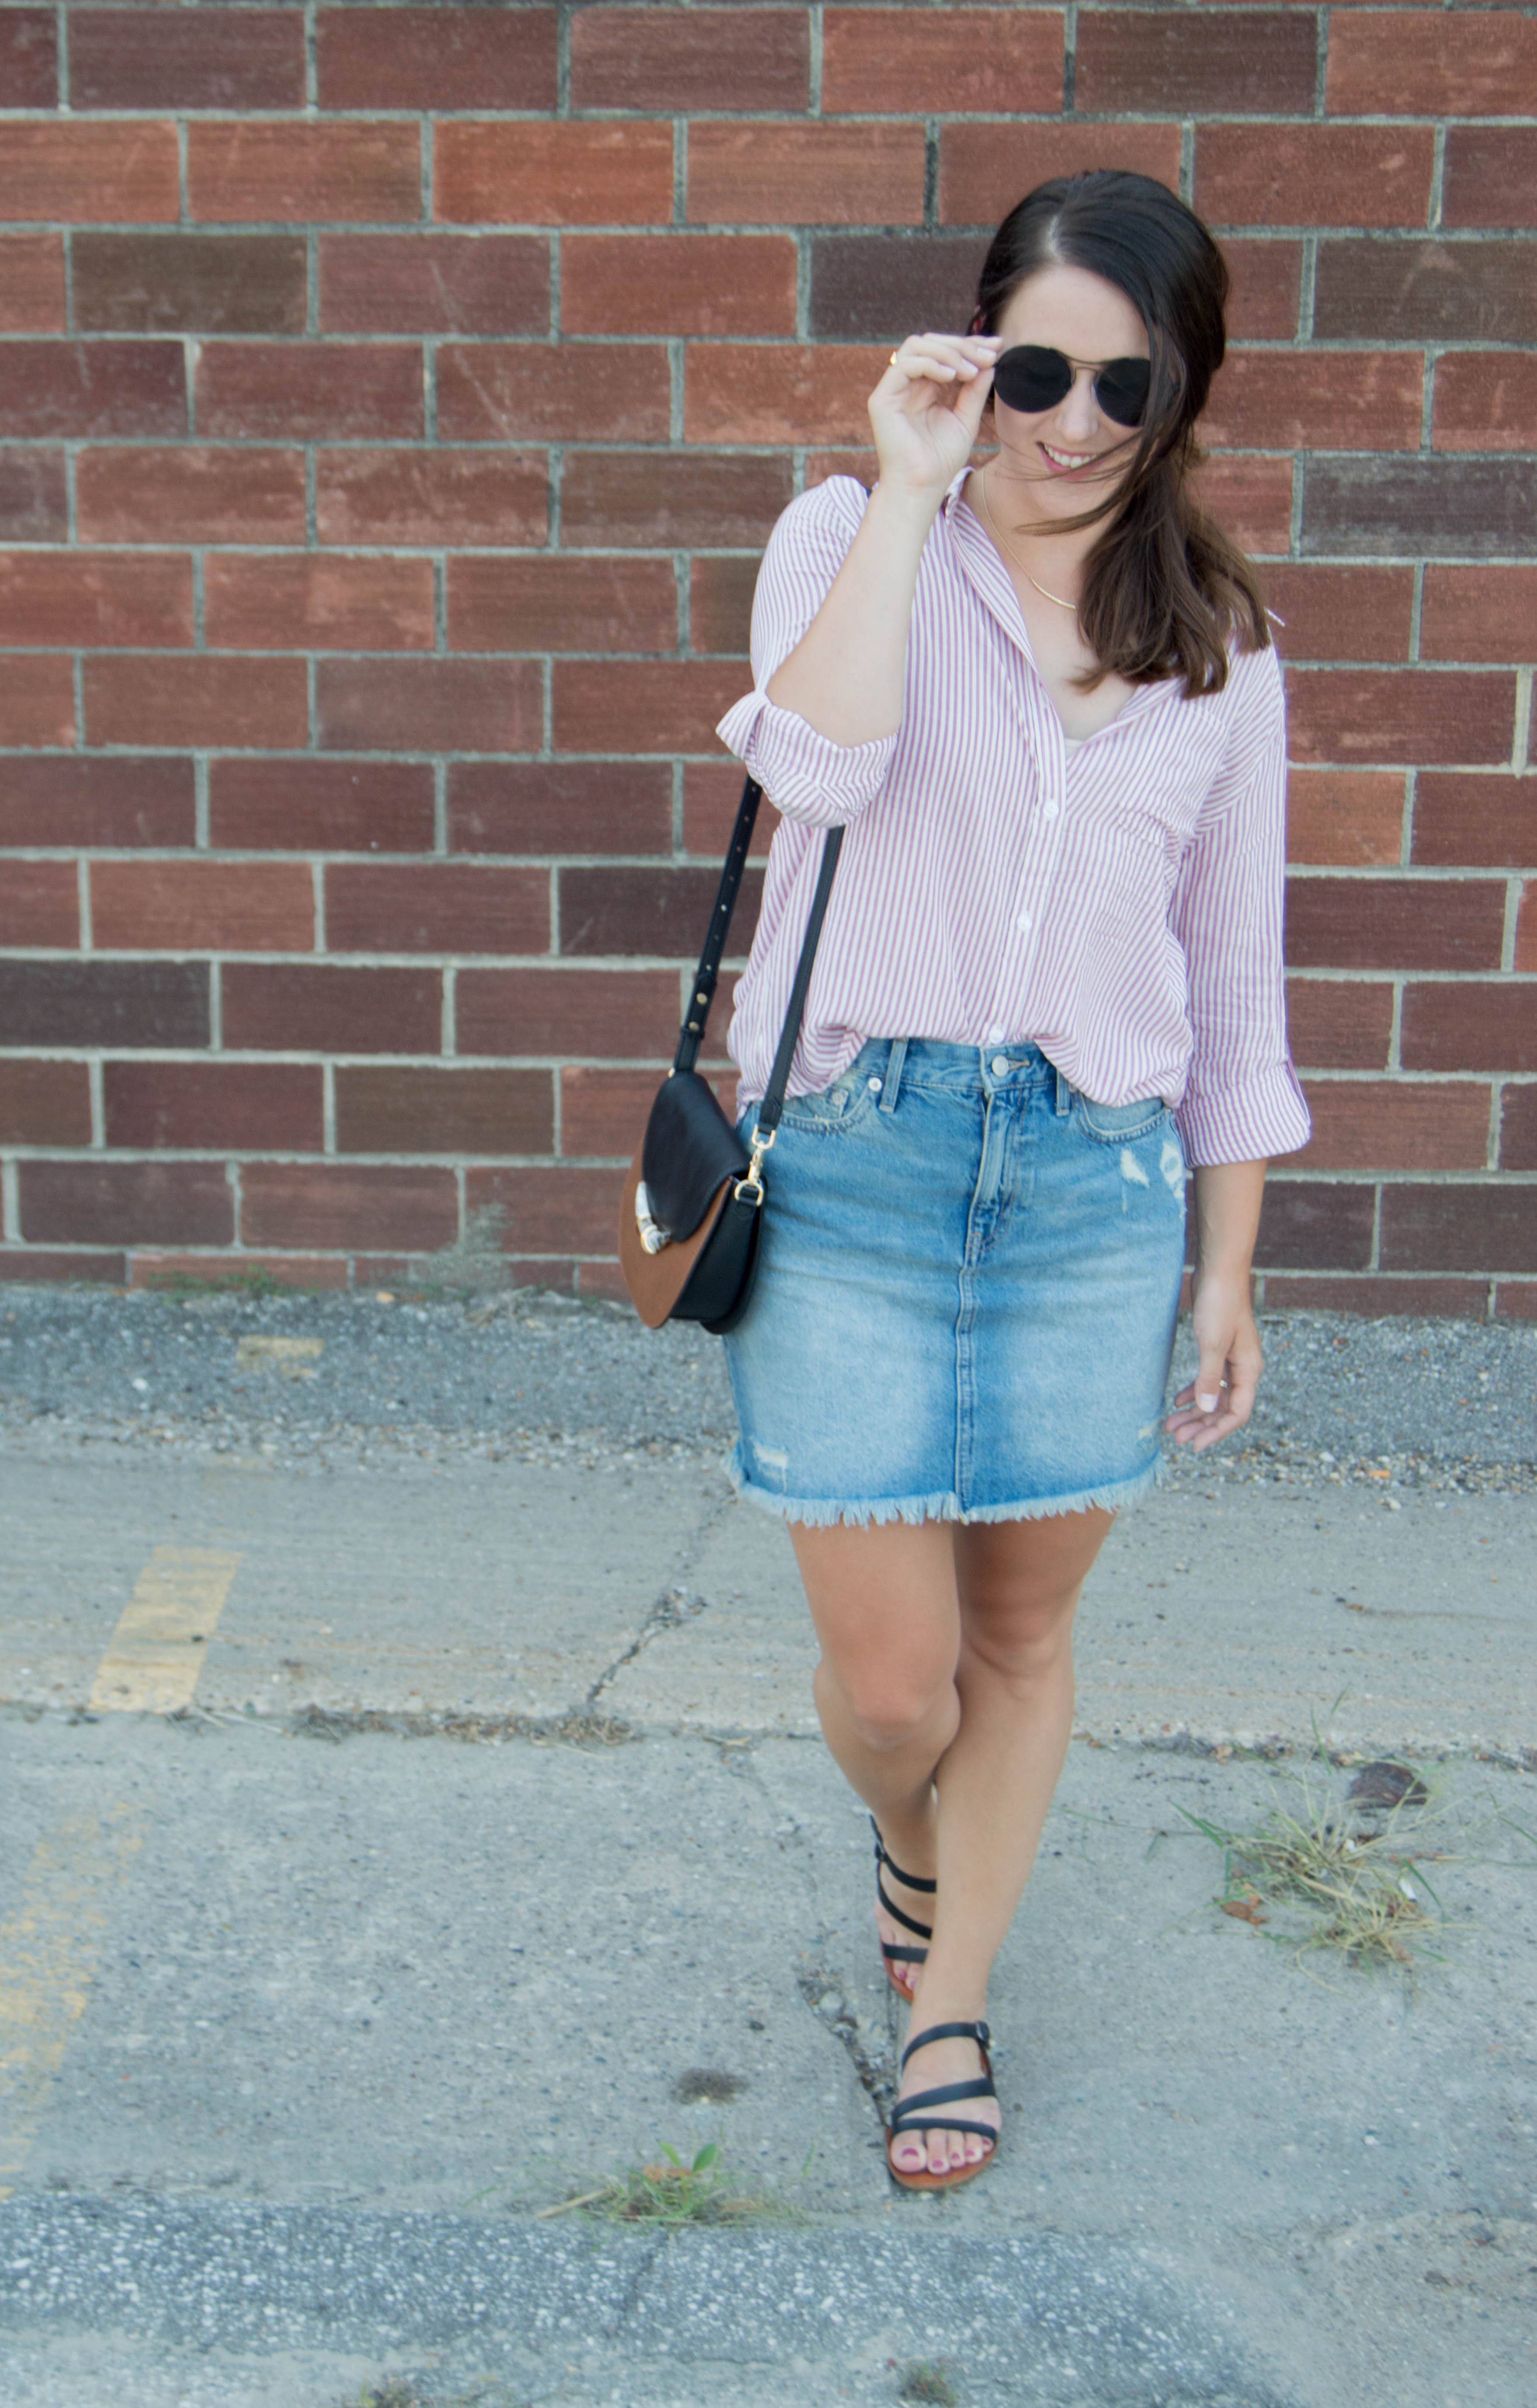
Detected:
left=889, top=350, right=902, bottom=366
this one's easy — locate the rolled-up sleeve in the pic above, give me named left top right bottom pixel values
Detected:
left=1171, top=651, right=1312, bottom=1166
left=714, top=478, right=897, bottom=828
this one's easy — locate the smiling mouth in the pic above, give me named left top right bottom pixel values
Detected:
left=1040, top=443, right=1100, bottom=472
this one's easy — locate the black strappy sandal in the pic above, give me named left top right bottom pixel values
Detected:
left=885, top=2019, right=999, bottom=2193
left=871, top=1815, right=936, bottom=1999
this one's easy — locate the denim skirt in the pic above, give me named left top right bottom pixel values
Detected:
left=722, top=1037, right=1187, bottom=1527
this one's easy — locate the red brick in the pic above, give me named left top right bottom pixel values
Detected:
left=1187, top=455, right=1293, bottom=556
left=1262, top=1275, right=1488, bottom=1319
left=1078, top=9, right=1315, bottom=111
left=0, top=550, right=191, bottom=649
left=1265, top=571, right=1412, bottom=669
left=1380, top=1185, right=1537, bottom=1277
left=577, top=1260, right=628, bottom=1300
left=204, top=555, right=436, bottom=652
left=1420, top=570, right=1537, bottom=668
left=1519, top=885, right=1537, bottom=974
left=91, top=861, right=315, bottom=955
left=73, top=233, right=306, bottom=337
left=317, top=5, right=557, bottom=109
left=446, top=557, right=677, bottom=655
left=0, top=10, right=55, bottom=107
left=561, top=235, right=797, bottom=339
left=1443, top=129, right=1537, bottom=232
left=1221, top=240, right=1302, bottom=341
left=1256, top=1180, right=1376, bottom=1272
left=0, top=447, right=65, bottom=542
left=316, top=449, right=547, bottom=548
left=685, top=343, right=891, bottom=445
left=1285, top=671, right=1517, bottom=769
left=448, top=764, right=672, bottom=859
left=1328, top=11, right=1537, bottom=115
left=0, top=757, right=193, bottom=849
left=938, top=121, right=1183, bottom=227
left=434, top=122, right=673, bottom=229
left=1314, top=241, right=1537, bottom=347
left=560, top=1067, right=670, bottom=1157
left=0, top=961, right=207, bottom=1049
left=324, top=865, right=550, bottom=957
left=683, top=762, right=778, bottom=861
left=1287, top=1079, right=1491, bottom=1172
left=1284, top=877, right=1506, bottom=973
left=1499, top=1084, right=1537, bottom=1173
left=560, top=451, right=791, bottom=549
left=1402, top=984, right=1537, bottom=1075
left=209, top=760, right=435, bottom=855
left=436, top=344, right=668, bottom=443
left=560, top=864, right=762, bottom=958
left=316, top=660, right=545, bottom=755
left=129, top=1251, right=348, bottom=1294
left=1411, top=774, right=1537, bottom=870
left=0, top=236, right=64, bottom=333
left=104, top=1064, right=323, bottom=1153
left=687, top=124, right=925, bottom=228
left=319, top=236, right=549, bottom=336
left=187, top=123, right=421, bottom=225
left=1432, top=353, right=1537, bottom=455
left=455, top=968, right=681, bottom=1060
left=1201, top=351, right=1423, bottom=454
left=20, top=1161, right=233, bottom=1247
left=222, top=964, right=442, bottom=1055
left=196, top=342, right=423, bottom=441
left=240, top=1165, right=456, bottom=1250
left=1284, top=977, right=1393, bottom=1071
left=0, top=343, right=184, bottom=438
left=552, top=660, right=749, bottom=756
left=689, top=558, right=756, bottom=657
left=334, top=1068, right=553, bottom=1155
left=0, top=124, right=178, bottom=221
left=0, top=862, right=77, bottom=948
left=83, top=657, right=307, bottom=751
left=70, top=9, right=303, bottom=109
left=0, top=1250, right=125, bottom=1286
left=0, top=1062, right=92, bottom=1148
left=0, top=659, right=74, bottom=747
left=76, top=447, right=305, bottom=545
left=465, top=1165, right=619, bottom=1255
left=822, top=7, right=1061, bottom=112
left=572, top=7, right=807, bottom=109
left=1495, top=1280, right=1537, bottom=1320
left=1195, top=125, right=1434, bottom=230
left=1286, top=769, right=1405, bottom=867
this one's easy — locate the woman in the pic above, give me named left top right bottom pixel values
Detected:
left=713, top=172, right=1310, bottom=2191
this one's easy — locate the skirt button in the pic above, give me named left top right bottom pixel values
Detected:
left=990, top=1054, right=1010, bottom=1078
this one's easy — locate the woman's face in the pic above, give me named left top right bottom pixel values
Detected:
left=985, top=263, right=1150, bottom=520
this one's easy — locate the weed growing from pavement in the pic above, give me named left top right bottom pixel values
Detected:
left=533, top=2134, right=812, bottom=2228
left=895, top=2362, right=961, bottom=2405
left=341, top=2382, right=520, bottom=2408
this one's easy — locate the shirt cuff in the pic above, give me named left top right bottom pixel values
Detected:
left=1174, top=1062, right=1312, bottom=1167
left=715, top=689, right=896, bottom=828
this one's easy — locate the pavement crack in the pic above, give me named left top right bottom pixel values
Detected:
left=797, top=1967, right=895, bottom=2128
left=584, top=1487, right=735, bottom=1710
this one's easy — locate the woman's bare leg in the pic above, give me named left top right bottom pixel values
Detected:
left=791, top=1508, right=1114, bottom=2178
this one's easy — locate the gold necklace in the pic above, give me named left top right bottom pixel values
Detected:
left=978, top=469, right=1079, bottom=612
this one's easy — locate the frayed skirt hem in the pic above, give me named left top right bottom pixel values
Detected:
left=725, top=1445, right=1162, bottom=1529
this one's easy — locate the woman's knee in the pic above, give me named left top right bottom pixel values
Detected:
left=815, top=1653, right=953, bottom=1749
left=962, top=1589, right=1079, bottom=1687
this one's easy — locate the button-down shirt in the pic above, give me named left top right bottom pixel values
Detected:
left=714, top=468, right=1310, bottom=1167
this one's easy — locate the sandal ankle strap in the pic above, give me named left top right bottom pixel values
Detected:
left=899, top=2019, right=990, bottom=2072
left=870, top=1815, right=937, bottom=1896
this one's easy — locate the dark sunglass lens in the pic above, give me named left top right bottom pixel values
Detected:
left=1093, top=359, right=1151, bottom=427
left=992, top=345, right=1072, bottom=415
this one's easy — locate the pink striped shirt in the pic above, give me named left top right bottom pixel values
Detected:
left=715, top=468, right=1311, bottom=1168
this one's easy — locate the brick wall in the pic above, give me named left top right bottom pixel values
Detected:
left=0, top=2, right=1533, bottom=1315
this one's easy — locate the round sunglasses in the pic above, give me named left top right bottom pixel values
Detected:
left=990, top=345, right=1151, bottom=430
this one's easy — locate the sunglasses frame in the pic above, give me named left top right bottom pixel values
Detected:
left=989, top=344, right=1152, bottom=430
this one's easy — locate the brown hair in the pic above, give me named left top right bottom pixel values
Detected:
left=970, top=170, right=1269, bottom=699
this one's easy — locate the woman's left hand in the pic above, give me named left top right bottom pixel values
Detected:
left=1165, top=1268, right=1263, bottom=1451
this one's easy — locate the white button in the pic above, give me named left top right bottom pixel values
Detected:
left=1016, top=910, right=1032, bottom=934
left=867, top=1076, right=882, bottom=1093
left=1043, top=799, right=1059, bottom=820
left=990, top=1055, right=1010, bottom=1078
left=986, top=1025, right=1005, bottom=1046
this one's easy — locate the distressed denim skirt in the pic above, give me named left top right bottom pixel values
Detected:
left=722, top=1037, right=1187, bottom=1527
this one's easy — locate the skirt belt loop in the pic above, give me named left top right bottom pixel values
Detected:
left=1054, top=1063, right=1071, bottom=1117
left=880, top=1037, right=908, bottom=1112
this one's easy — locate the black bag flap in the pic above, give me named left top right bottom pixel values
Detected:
left=641, top=1069, right=749, bottom=1241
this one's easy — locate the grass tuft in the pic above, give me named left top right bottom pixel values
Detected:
left=895, top=2362, right=960, bottom=2405
left=537, top=2136, right=801, bottom=2227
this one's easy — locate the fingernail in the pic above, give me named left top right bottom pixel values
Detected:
left=1197, top=1392, right=1219, bottom=1412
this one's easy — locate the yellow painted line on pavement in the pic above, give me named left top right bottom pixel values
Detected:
left=0, top=1805, right=146, bottom=2196
left=87, top=1546, right=242, bottom=1715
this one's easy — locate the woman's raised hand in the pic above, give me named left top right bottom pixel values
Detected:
left=871, top=334, right=1002, bottom=499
